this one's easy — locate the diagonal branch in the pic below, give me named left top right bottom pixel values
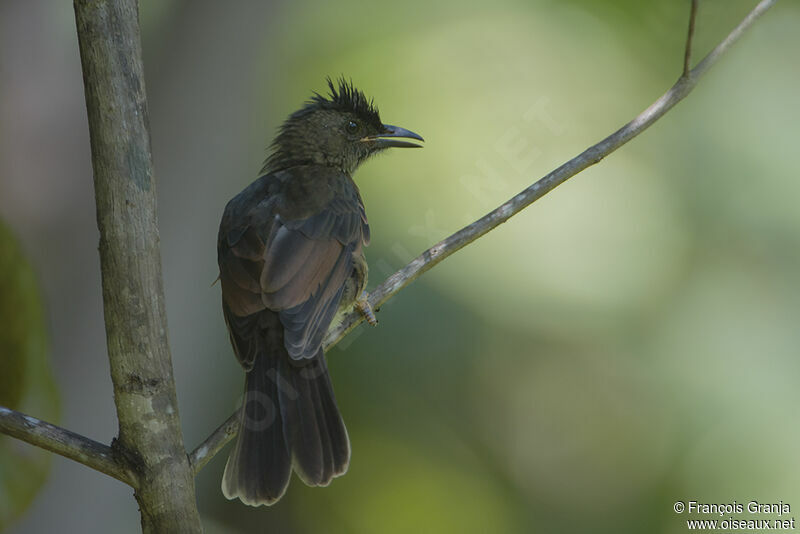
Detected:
left=189, top=0, right=779, bottom=471
left=0, top=406, right=134, bottom=485
left=188, top=408, right=240, bottom=474
left=323, top=0, right=779, bottom=349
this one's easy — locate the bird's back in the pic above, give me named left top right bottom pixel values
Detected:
left=218, top=165, right=368, bottom=505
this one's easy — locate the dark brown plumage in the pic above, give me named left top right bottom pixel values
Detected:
left=218, top=79, right=422, bottom=506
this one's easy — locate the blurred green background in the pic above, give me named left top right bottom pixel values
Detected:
left=2, top=0, right=799, bottom=532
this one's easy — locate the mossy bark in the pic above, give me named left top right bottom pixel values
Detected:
left=73, top=1, right=202, bottom=531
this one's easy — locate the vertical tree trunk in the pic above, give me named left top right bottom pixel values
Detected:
left=73, top=1, right=202, bottom=531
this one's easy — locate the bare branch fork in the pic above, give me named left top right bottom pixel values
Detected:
left=0, top=0, right=202, bottom=531
left=0, top=0, right=778, bottom=523
left=0, top=406, right=134, bottom=484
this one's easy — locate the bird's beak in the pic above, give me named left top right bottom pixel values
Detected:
left=363, top=124, right=424, bottom=148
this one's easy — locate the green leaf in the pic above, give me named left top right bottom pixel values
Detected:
left=0, top=222, right=60, bottom=531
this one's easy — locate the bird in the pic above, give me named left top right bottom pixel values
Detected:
left=217, top=78, right=423, bottom=506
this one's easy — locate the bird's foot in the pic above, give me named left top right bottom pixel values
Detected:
left=356, top=292, right=378, bottom=326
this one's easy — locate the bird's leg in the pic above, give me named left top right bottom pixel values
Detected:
left=356, top=291, right=378, bottom=326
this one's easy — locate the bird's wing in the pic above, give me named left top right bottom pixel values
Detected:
left=218, top=167, right=368, bottom=365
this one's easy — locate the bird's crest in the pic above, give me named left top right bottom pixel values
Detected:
left=302, top=77, right=382, bottom=128
left=262, top=78, right=384, bottom=173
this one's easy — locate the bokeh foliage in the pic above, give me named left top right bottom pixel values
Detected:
left=0, top=223, right=59, bottom=530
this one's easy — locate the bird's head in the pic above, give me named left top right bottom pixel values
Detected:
left=263, top=78, right=423, bottom=174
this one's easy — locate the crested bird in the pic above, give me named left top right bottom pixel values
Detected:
left=217, top=78, right=423, bottom=505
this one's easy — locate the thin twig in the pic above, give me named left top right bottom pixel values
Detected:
left=324, top=0, right=778, bottom=350
left=189, top=408, right=240, bottom=474
left=0, top=406, right=134, bottom=485
left=691, top=0, right=775, bottom=79
left=190, top=0, right=778, bottom=472
left=684, top=0, right=699, bottom=76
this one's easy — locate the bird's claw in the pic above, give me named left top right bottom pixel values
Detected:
left=356, top=292, right=378, bottom=326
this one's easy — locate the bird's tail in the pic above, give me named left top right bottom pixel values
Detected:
left=221, top=336, right=350, bottom=506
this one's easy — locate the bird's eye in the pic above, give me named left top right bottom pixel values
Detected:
left=346, top=120, right=359, bottom=134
